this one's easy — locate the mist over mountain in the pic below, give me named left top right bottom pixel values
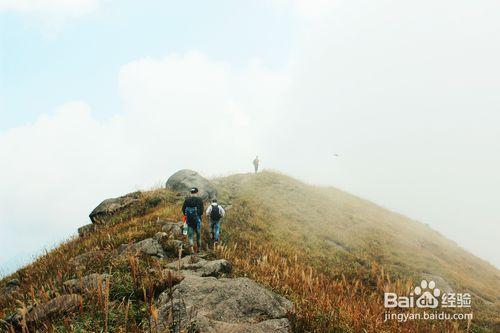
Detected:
left=1, top=170, right=498, bottom=332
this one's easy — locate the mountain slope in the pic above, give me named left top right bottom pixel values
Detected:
left=1, top=170, right=498, bottom=332
left=217, top=171, right=499, bottom=295
left=213, top=171, right=499, bottom=332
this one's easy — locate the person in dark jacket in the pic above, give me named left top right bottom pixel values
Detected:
left=182, top=187, right=204, bottom=253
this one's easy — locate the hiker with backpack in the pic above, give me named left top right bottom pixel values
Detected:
left=182, top=187, right=204, bottom=253
left=206, top=198, right=225, bottom=245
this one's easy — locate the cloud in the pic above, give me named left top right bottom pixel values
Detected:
left=270, top=0, right=342, bottom=19
left=1, top=0, right=499, bottom=275
left=0, top=0, right=100, bottom=34
left=0, top=51, right=289, bottom=274
left=0, top=0, right=99, bottom=15
left=268, top=0, right=500, bottom=268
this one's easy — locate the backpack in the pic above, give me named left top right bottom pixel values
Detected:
left=185, top=206, right=198, bottom=228
left=210, top=204, right=221, bottom=220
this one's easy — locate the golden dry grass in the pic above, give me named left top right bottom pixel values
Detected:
left=0, top=189, right=184, bottom=332
left=0, top=171, right=498, bottom=332
left=213, top=171, right=499, bottom=332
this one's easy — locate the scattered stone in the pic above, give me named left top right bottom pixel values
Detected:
left=63, top=273, right=111, bottom=294
left=161, top=239, right=184, bottom=256
left=6, top=279, right=20, bottom=288
left=8, top=294, right=83, bottom=326
left=188, top=316, right=290, bottom=333
left=161, top=269, right=185, bottom=285
left=166, top=256, right=232, bottom=278
left=153, top=272, right=292, bottom=332
left=198, top=259, right=232, bottom=278
left=119, top=238, right=165, bottom=258
left=1, top=279, right=20, bottom=300
left=77, top=223, right=96, bottom=237
left=162, top=222, right=183, bottom=238
left=27, top=294, right=82, bottom=323
left=166, top=255, right=207, bottom=271
left=166, top=169, right=217, bottom=200
left=89, top=191, right=142, bottom=224
left=69, top=250, right=108, bottom=267
left=154, top=232, right=168, bottom=241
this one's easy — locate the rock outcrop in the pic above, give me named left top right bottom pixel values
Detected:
left=0, top=279, right=20, bottom=301
left=27, top=294, right=82, bottom=323
left=8, top=294, right=83, bottom=327
left=166, top=169, right=217, bottom=200
left=63, top=273, right=111, bottom=294
left=166, top=257, right=232, bottom=278
left=118, top=238, right=166, bottom=258
left=5, top=181, right=292, bottom=332
left=161, top=239, right=184, bottom=256
left=77, top=223, right=95, bottom=237
left=89, top=191, right=142, bottom=224
left=153, top=256, right=292, bottom=333
left=161, top=269, right=185, bottom=285
left=69, top=250, right=108, bottom=267
left=161, top=221, right=183, bottom=238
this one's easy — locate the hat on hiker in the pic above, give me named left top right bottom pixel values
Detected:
left=190, top=187, right=199, bottom=194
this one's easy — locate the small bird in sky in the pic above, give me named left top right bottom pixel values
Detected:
left=333, top=153, right=340, bottom=157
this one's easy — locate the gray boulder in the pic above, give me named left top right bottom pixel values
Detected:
left=89, top=191, right=142, bottom=224
left=78, top=223, right=95, bottom=237
left=154, top=231, right=168, bottom=241
left=27, top=294, right=82, bottom=323
left=161, top=239, right=184, bottom=256
left=119, top=238, right=165, bottom=258
left=6, top=279, right=20, bottom=288
left=8, top=294, right=83, bottom=326
left=166, top=255, right=209, bottom=272
left=198, top=259, right=232, bottom=278
left=166, top=169, right=217, bottom=200
left=162, top=269, right=185, bottom=285
left=69, top=250, right=108, bottom=267
left=1, top=279, right=20, bottom=300
left=153, top=274, right=292, bottom=332
left=162, top=222, right=183, bottom=238
left=63, top=273, right=112, bottom=294
left=181, top=315, right=290, bottom=333
left=167, top=256, right=233, bottom=278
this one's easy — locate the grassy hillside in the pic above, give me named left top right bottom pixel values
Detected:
left=213, top=171, right=499, bottom=332
left=0, top=189, right=185, bottom=332
left=217, top=171, right=499, bottom=294
left=1, top=171, right=498, bottom=332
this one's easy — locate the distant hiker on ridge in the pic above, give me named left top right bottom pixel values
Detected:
left=253, top=156, right=260, bottom=174
left=182, top=187, right=204, bottom=253
left=206, top=198, right=226, bottom=245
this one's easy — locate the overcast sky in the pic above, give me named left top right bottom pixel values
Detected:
left=1, top=0, right=499, bottom=275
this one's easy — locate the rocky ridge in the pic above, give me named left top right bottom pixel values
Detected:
left=3, top=171, right=292, bottom=332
